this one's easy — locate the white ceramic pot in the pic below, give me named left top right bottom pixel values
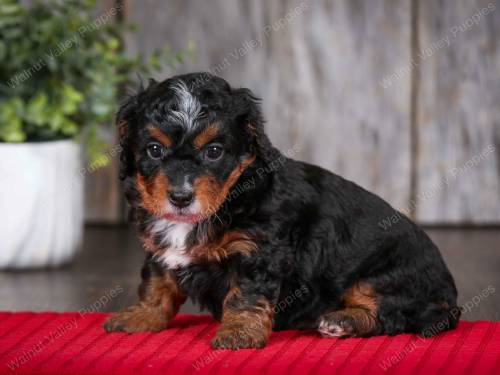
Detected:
left=0, top=140, right=83, bottom=268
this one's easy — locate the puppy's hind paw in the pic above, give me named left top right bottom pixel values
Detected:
left=318, top=311, right=357, bottom=338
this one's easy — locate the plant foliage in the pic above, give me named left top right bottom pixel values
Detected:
left=0, top=0, right=193, bottom=165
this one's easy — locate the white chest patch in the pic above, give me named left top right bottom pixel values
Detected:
left=150, top=219, right=194, bottom=269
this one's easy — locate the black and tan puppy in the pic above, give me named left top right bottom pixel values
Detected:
left=104, top=72, right=459, bottom=349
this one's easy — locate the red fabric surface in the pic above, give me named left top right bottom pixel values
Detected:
left=0, top=312, right=499, bottom=375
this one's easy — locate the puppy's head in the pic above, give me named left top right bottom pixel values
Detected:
left=117, top=72, right=270, bottom=223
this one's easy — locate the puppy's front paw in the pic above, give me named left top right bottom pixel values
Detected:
left=103, top=305, right=168, bottom=333
left=212, top=324, right=268, bottom=350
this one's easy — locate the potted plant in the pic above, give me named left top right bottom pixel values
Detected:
left=0, top=0, right=192, bottom=268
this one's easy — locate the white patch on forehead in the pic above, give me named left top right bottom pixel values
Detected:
left=168, top=80, right=202, bottom=130
left=150, top=219, right=194, bottom=268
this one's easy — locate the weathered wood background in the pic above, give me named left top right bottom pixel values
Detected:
left=87, top=0, right=500, bottom=225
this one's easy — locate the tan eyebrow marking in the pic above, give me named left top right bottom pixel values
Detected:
left=147, top=125, right=173, bottom=147
left=193, top=123, right=220, bottom=149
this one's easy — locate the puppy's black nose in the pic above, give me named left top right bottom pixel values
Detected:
left=169, top=190, right=194, bottom=208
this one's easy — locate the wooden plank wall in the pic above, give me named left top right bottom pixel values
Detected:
left=414, top=0, right=500, bottom=224
left=84, top=0, right=123, bottom=223
left=86, top=0, right=499, bottom=224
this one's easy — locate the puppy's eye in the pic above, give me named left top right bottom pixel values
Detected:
left=203, top=144, right=224, bottom=161
left=146, top=143, right=165, bottom=160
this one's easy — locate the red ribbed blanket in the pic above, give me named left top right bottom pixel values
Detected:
left=0, top=312, right=499, bottom=374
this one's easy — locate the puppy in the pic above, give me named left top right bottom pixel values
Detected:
left=104, top=72, right=459, bottom=349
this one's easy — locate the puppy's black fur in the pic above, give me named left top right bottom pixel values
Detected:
left=104, top=72, right=459, bottom=349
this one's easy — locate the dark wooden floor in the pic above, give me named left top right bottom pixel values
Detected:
left=0, top=226, right=498, bottom=321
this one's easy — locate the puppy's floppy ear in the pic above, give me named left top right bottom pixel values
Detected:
left=116, top=95, right=138, bottom=180
left=116, top=79, right=160, bottom=180
left=231, top=88, right=275, bottom=162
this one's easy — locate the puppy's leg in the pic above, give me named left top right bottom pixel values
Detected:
left=104, top=259, right=186, bottom=333
left=318, top=281, right=378, bottom=338
left=212, top=286, right=274, bottom=350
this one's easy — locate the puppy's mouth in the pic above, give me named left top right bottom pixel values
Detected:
left=163, top=212, right=204, bottom=224
left=163, top=199, right=207, bottom=224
